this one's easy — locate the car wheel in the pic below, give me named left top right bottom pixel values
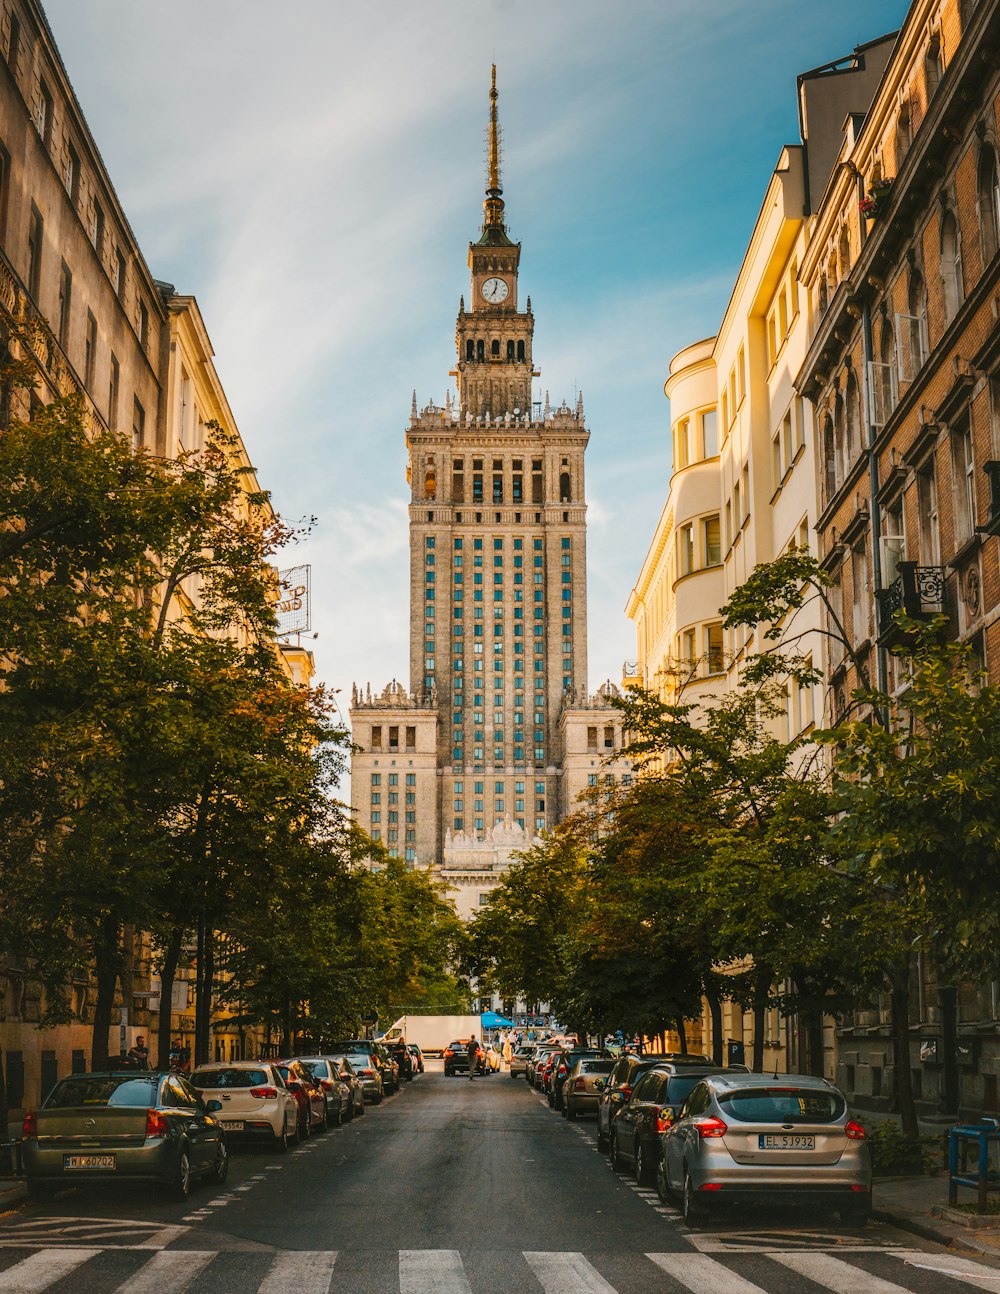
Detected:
left=841, top=1203, right=871, bottom=1228
left=301, top=1111, right=311, bottom=1139
left=275, top=1123, right=290, bottom=1154
left=356, top=1097, right=365, bottom=1116
left=609, top=1130, right=625, bottom=1173
left=343, top=1100, right=353, bottom=1123
left=170, top=1150, right=192, bottom=1202
left=547, top=1090, right=555, bottom=1108
left=682, top=1171, right=707, bottom=1226
left=372, top=1085, right=383, bottom=1105
left=211, top=1143, right=228, bottom=1186
left=566, top=1103, right=578, bottom=1121
left=289, top=1113, right=301, bottom=1147
left=635, top=1141, right=654, bottom=1186
left=597, top=1124, right=609, bottom=1153
left=656, top=1157, right=671, bottom=1204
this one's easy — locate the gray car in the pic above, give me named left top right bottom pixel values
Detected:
left=660, top=1072, right=871, bottom=1227
left=510, top=1043, right=537, bottom=1079
left=22, top=1071, right=228, bottom=1202
left=562, top=1058, right=614, bottom=1119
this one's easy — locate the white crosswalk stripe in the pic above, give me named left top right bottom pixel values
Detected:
left=256, top=1250, right=338, bottom=1294
left=0, top=1247, right=100, bottom=1291
left=399, top=1250, right=472, bottom=1294
left=648, top=1252, right=769, bottom=1293
left=894, top=1252, right=1000, bottom=1290
left=523, top=1252, right=618, bottom=1294
left=770, top=1251, right=911, bottom=1292
left=125, top=1250, right=214, bottom=1293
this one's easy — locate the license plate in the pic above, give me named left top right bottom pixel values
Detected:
left=64, top=1154, right=116, bottom=1170
left=759, top=1134, right=815, bottom=1150
left=222, top=1121, right=245, bottom=1131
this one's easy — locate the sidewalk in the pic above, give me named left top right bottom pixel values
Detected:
left=875, top=1175, right=1000, bottom=1256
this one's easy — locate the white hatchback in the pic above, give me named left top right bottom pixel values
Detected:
left=189, top=1062, right=298, bottom=1152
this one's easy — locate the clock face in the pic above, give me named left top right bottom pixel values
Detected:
left=481, top=276, right=509, bottom=304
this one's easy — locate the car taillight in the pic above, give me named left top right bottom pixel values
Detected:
left=359, top=1068, right=374, bottom=1077
left=145, top=1108, right=169, bottom=1138
left=443, top=1049, right=454, bottom=1057
left=319, top=1078, right=336, bottom=1091
left=699, top=1182, right=723, bottom=1191
left=22, top=1110, right=36, bottom=1139
left=694, top=1116, right=728, bottom=1138
left=845, top=1119, right=866, bottom=1139
left=620, top=1085, right=632, bottom=1099
left=655, top=1107, right=674, bottom=1133
left=572, top=1079, right=585, bottom=1091
left=558, top=1064, right=567, bottom=1074
left=249, top=1086, right=279, bottom=1099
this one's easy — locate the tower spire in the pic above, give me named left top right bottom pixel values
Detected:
left=482, top=64, right=506, bottom=233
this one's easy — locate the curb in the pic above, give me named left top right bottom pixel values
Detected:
left=0, top=1181, right=26, bottom=1212
left=873, top=1206, right=1000, bottom=1257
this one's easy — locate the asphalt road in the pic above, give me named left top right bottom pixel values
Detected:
left=1, top=1063, right=999, bottom=1293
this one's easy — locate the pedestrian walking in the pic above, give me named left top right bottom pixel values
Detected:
left=502, top=1036, right=513, bottom=1069
left=467, top=1035, right=480, bottom=1081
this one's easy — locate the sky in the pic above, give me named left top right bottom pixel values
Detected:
left=45, top=0, right=909, bottom=749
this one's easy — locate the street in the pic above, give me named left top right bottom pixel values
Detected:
left=0, top=1064, right=998, bottom=1293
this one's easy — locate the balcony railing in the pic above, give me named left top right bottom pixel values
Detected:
left=877, top=562, right=945, bottom=638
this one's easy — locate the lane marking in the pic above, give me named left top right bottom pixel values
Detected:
left=899, top=1251, right=1000, bottom=1289
left=771, top=1252, right=908, bottom=1291
left=399, top=1250, right=472, bottom=1294
left=0, top=1247, right=100, bottom=1291
left=256, top=1250, right=338, bottom=1294
left=135, top=1226, right=189, bottom=1250
left=648, top=1252, right=769, bottom=1293
left=126, top=1250, right=214, bottom=1293
left=523, top=1251, right=617, bottom=1294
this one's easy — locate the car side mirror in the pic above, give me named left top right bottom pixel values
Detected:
left=205, top=1099, right=223, bottom=1113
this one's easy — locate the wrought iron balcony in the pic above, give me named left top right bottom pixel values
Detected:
left=877, top=562, right=946, bottom=639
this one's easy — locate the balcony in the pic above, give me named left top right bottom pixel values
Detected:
left=877, top=562, right=946, bottom=642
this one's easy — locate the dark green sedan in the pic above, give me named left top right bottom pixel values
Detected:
left=21, top=1071, right=228, bottom=1201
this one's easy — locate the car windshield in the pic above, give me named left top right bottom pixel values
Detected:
left=45, top=1076, right=159, bottom=1108
left=301, top=1061, right=328, bottom=1079
left=717, top=1087, right=846, bottom=1124
left=346, top=1054, right=370, bottom=1069
left=190, top=1068, right=269, bottom=1089
left=579, top=1060, right=614, bottom=1074
left=663, top=1075, right=710, bottom=1105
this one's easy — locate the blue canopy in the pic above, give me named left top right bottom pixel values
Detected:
left=480, top=1011, right=514, bottom=1028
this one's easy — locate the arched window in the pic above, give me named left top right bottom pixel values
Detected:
left=925, top=35, right=942, bottom=98
left=834, top=393, right=846, bottom=487
left=424, top=466, right=437, bottom=499
left=896, top=98, right=912, bottom=166
left=875, top=317, right=898, bottom=424
left=941, top=211, right=964, bottom=323
left=818, top=275, right=829, bottom=315
left=559, top=472, right=572, bottom=503
left=506, top=340, right=514, bottom=361
left=491, top=339, right=500, bottom=358
left=845, top=372, right=861, bottom=463
left=517, top=340, right=525, bottom=361
left=823, top=413, right=838, bottom=502
left=838, top=225, right=851, bottom=280
left=978, top=146, right=1000, bottom=261
left=904, top=271, right=929, bottom=376
left=466, top=339, right=474, bottom=361
left=476, top=339, right=485, bottom=361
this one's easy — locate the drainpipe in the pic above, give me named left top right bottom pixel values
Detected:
left=859, top=297, right=890, bottom=722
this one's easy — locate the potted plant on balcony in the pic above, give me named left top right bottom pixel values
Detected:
left=859, top=178, right=893, bottom=221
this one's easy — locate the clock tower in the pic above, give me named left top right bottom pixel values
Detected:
left=455, top=66, right=535, bottom=420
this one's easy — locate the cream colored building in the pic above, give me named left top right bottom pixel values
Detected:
left=350, top=70, right=628, bottom=915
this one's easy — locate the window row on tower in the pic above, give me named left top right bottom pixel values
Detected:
left=421, top=456, right=575, bottom=504
left=453, top=777, right=547, bottom=835
left=463, top=338, right=527, bottom=362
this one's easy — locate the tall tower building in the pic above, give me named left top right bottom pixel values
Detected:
left=350, top=69, right=627, bottom=917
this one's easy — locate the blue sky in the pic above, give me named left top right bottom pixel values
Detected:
left=46, top=0, right=908, bottom=734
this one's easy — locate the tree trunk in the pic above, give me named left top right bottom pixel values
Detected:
left=806, top=1014, right=825, bottom=1078
left=281, top=991, right=292, bottom=1057
left=195, top=925, right=214, bottom=1065
left=675, top=1017, right=688, bottom=1054
left=91, top=914, right=122, bottom=1070
left=705, top=983, right=724, bottom=1066
left=940, top=984, right=959, bottom=1117
left=0, top=1044, right=8, bottom=1172
left=156, top=928, right=183, bottom=1070
left=890, top=957, right=919, bottom=1138
left=752, top=966, right=771, bottom=1073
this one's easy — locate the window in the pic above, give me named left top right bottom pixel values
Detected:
left=559, top=471, right=571, bottom=503
left=84, top=311, right=97, bottom=387
left=952, top=422, right=976, bottom=546
left=898, top=274, right=929, bottom=380
left=925, top=35, right=942, bottom=98
left=979, top=146, right=1000, bottom=262
left=702, top=408, right=718, bottom=457
left=705, top=623, right=724, bottom=673
left=114, top=248, right=126, bottom=301
left=27, top=204, right=42, bottom=298
left=703, top=515, right=721, bottom=565
left=91, top=198, right=105, bottom=258
left=917, top=463, right=940, bottom=565
left=63, top=142, right=80, bottom=204
left=679, top=524, right=694, bottom=575
left=676, top=418, right=691, bottom=468
left=7, top=12, right=19, bottom=72
left=881, top=499, right=905, bottom=588
left=36, top=79, right=52, bottom=145
left=108, top=352, right=119, bottom=431
left=851, top=539, right=869, bottom=644
left=896, top=98, right=911, bottom=166
left=771, top=431, right=782, bottom=489
left=57, top=261, right=71, bottom=347
left=941, top=212, right=963, bottom=324
left=132, top=396, right=145, bottom=451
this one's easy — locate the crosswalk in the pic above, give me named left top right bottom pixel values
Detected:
left=0, top=1246, right=999, bottom=1293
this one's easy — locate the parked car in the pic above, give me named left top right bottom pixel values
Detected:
left=408, top=1044, right=425, bottom=1074
left=22, top=1071, right=228, bottom=1202
left=328, top=1056, right=367, bottom=1116
left=190, top=1061, right=298, bottom=1153
left=609, top=1063, right=730, bottom=1184
left=295, top=1057, right=352, bottom=1125
left=275, top=1060, right=326, bottom=1137
left=660, top=1073, right=872, bottom=1226
left=550, top=1048, right=609, bottom=1111
left=532, top=1048, right=558, bottom=1091
left=443, top=1040, right=485, bottom=1076
left=510, top=1044, right=537, bottom=1079
left=328, top=1039, right=394, bottom=1098
left=562, top=1058, right=615, bottom=1120
left=597, top=1052, right=696, bottom=1151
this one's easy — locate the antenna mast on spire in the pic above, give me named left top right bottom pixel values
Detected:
left=482, top=64, right=506, bottom=233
